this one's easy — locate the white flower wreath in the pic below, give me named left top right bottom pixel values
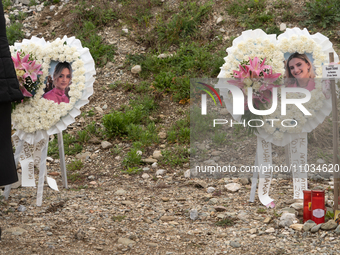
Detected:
left=217, top=28, right=338, bottom=146
left=10, top=36, right=95, bottom=141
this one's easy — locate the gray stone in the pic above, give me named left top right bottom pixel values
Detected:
left=321, top=220, right=337, bottom=230
left=151, top=162, right=158, bottom=168
left=225, top=183, right=241, bottom=192
left=209, top=198, right=218, bottom=205
left=87, top=175, right=95, bottom=180
left=141, top=173, right=150, bottom=179
left=131, top=65, right=141, bottom=74
left=230, top=241, right=241, bottom=248
left=18, top=0, right=30, bottom=4
left=76, top=152, right=91, bottom=160
left=240, top=178, right=249, bottom=185
left=279, top=207, right=297, bottom=215
left=156, top=169, right=166, bottom=176
left=310, top=224, right=322, bottom=233
left=279, top=23, right=286, bottom=31
left=101, top=141, right=112, bottom=149
left=118, top=237, right=136, bottom=246
left=279, top=219, right=293, bottom=228
left=4, top=227, right=27, bottom=236
left=317, top=158, right=325, bottom=164
left=190, top=209, right=198, bottom=220
left=184, top=169, right=190, bottom=178
left=50, top=5, right=56, bottom=11
left=335, top=225, right=340, bottom=234
left=114, top=189, right=127, bottom=196
left=303, top=222, right=316, bottom=232
left=237, top=211, right=248, bottom=221
left=141, top=158, right=157, bottom=163
left=102, top=104, right=108, bottom=110
left=153, top=150, right=162, bottom=159
left=17, top=205, right=26, bottom=212
left=142, top=167, right=150, bottom=171
left=122, top=28, right=129, bottom=34
left=216, top=16, right=223, bottom=24
left=207, top=187, right=216, bottom=193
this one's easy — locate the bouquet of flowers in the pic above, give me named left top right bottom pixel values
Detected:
left=12, top=51, right=43, bottom=108
left=229, top=56, right=282, bottom=134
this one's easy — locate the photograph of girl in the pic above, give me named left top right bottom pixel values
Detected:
left=285, top=52, right=316, bottom=91
left=43, top=62, right=72, bottom=104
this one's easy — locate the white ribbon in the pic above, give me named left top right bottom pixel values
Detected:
left=257, top=136, right=274, bottom=207
left=290, top=133, right=308, bottom=199
left=10, top=134, right=59, bottom=206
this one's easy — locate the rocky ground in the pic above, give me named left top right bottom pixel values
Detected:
left=1, top=0, right=340, bottom=254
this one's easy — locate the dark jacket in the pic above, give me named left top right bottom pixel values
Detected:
left=0, top=2, right=23, bottom=102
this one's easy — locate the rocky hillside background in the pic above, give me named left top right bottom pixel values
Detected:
left=1, top=0, right=340, bottom=254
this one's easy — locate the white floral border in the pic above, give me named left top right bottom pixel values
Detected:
left=11, top=36, right=95, bottom=144
left=217, top=28, right=337, bottom=146
left=218, top=29, right=285, bottom=79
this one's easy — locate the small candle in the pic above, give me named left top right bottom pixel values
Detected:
left=311, top=190, right=325, bottom=224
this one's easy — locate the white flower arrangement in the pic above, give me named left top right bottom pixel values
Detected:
left=10, top=36, right=95, bottom=136
left=218, top=29, right=285, bottom=79
left=218, top=28, right=337, bottom=146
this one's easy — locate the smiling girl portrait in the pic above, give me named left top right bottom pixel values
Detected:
left=285, top=52, right=316, bottom=91
left=43, top=61, right=72, bottom=104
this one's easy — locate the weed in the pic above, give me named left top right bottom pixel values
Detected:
left=226, top=0, right=282, bottom=35
left=48, top=134, right=83, bottom=158
left=167, top=114, right=190, bottom=144
left=112, top=215, right=126, bottom=222
left=121, top=166, right=142, bottom=175
left=2, top=0, right=11, bottom=10
left=77, top=130, right=91, bottom=143
left=215, top=217, right=235, bottom=227
left=87, top=108, right=95, bottom=117
left=6, top=22, right=24, bottom=45
left=159, top=146, right=189, bottom=167
left=138, top=43, right=225, bottom=101
left=257, top=208, right=267, bottom=214
left=86, top=121, right=98, bottom=135
left=75, top=21, right=116, bottom=67
left=122, top=147, right=142, bottom=168
left=67, top=159, right=84, bottom=171
left=68, top=173, right=82, bottom=182
left=154, top=1, right=213, bottom=48
left=326, top=210, right=334, bottom=220
left=110, top=144, right=122, bottom=155
left=303, top=0, right=340, bottom=28
left=29, top=0, right=37, bottom=6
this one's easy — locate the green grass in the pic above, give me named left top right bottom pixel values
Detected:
left=48, top=134, right=83, bottom=158
left=215, top=217, right=235, bottom=227
left=302, top=0, right=340, bottom=28
left=226, top=0, right=282, bottom=35
left=6, top=22, right=25, bottom=45
left=67, top=159, right=84, bottom=172
left=167, top=114, right=190, bottom=144
left=2, top=0, right=11, bottom=10
left=158, top=146, right=189, bottom=167
left=112, top=215, right=126, bottom=222
left=130, top=42, right=225, bottom=102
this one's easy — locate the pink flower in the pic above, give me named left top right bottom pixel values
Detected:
left=246, top=57, right=271, bottom=77
left=233, top=64, right=250, bottom=81
left=12, top=51, right=30, bottom=70
left=22, top=60, right=43, bottom=82
left=19, top=85, right=33, bottom=97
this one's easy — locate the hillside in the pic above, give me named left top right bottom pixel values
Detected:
left=1, top=0, right=340, bottom=254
